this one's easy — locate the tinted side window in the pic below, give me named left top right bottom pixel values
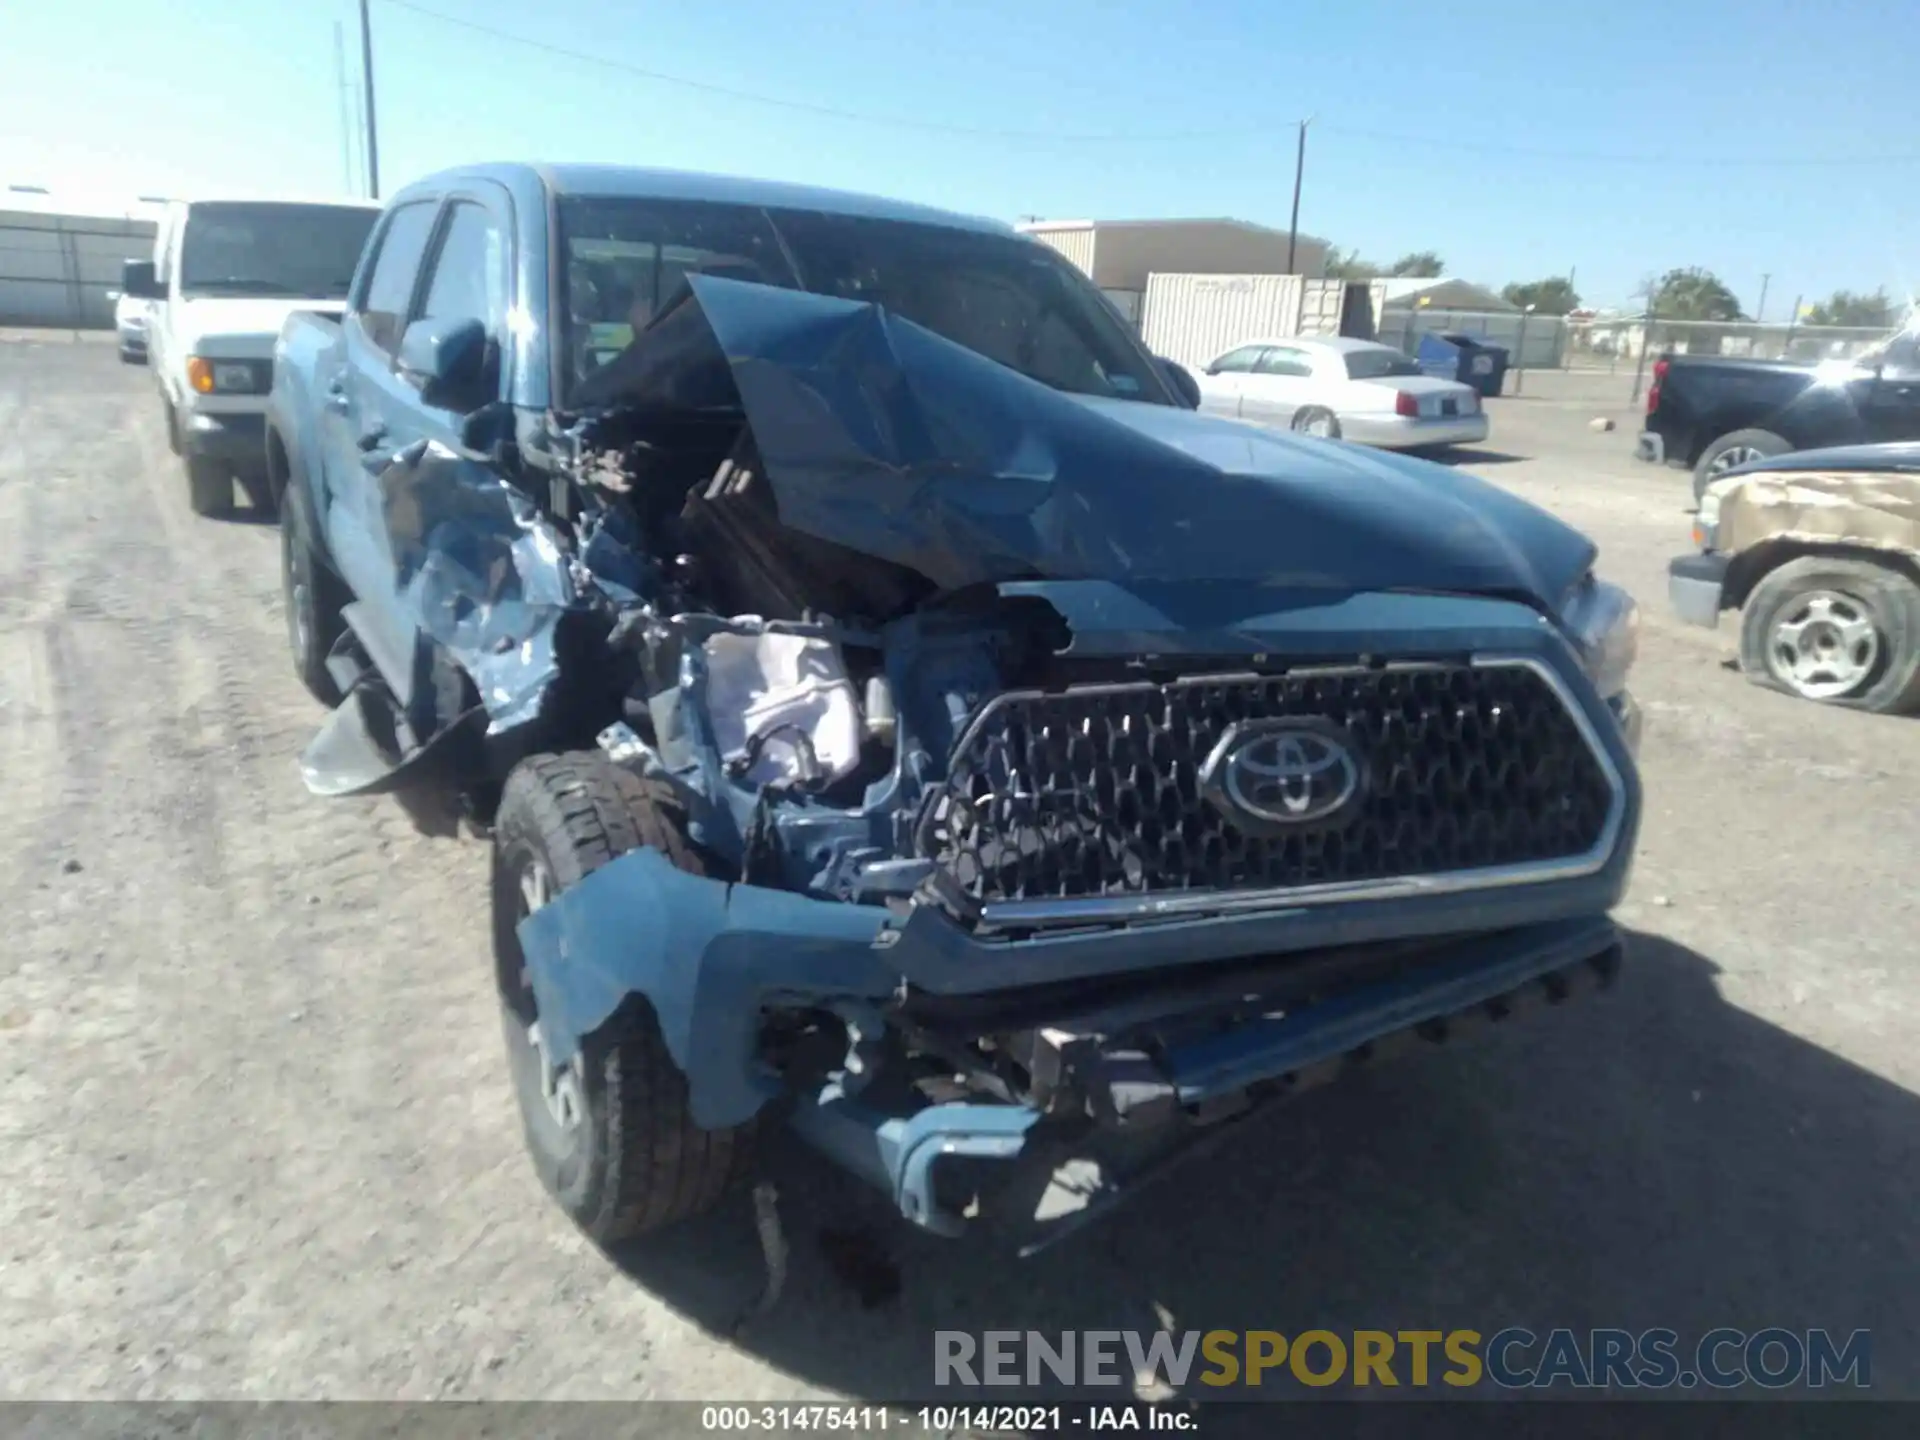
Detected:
left=1210, top=345, right=1267, bottom=374
left=357, top=202, right=438, bottom=355
left=419, top=202, right=508, bottom=339
left=1884, top=334, right=1919, bottom=375
left=1256, top=347, right=1313, bottom=377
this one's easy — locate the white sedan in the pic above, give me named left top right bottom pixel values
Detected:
left=110, top=290, right=149, bottom=364
left=1196, top=336, right=1489, bottom=451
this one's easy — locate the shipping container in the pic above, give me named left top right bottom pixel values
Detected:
left=1295, top=278, right=1350, bottom=336
left=1139, top=272, right=1304, bottom=371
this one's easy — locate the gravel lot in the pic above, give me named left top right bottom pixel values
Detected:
left=4, top=339, right=1917, bottom=1404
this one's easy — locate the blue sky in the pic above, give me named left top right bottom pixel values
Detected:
left=3, top=0, right=1915, bottom=312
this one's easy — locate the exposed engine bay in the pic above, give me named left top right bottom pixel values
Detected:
left=339, top=272, right=1619, bottom=920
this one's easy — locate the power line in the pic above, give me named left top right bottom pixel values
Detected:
left=377, top=0, right=1244, bottom=144
left=375, top=0, right=1920, bottom=170
left=1316, top=122, right=1920, bottom=169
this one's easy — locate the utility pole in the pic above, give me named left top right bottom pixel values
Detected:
left=1285, top=118, right=1311, bottom=274
left=358, top=0, right=381, bottom=199
left=333, top=22, right=355, bottom=195
left=1756, top=273, right=1771, bottom=324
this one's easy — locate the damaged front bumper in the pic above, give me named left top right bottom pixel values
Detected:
left=790, top=917, right=1621, bottom=1250
left=1668, top=551, right=1730, bottom=628
left=516, top=839, right=1632, bottom=1246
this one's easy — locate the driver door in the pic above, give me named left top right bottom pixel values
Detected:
left=1240, top=344, right=1317, bottom=428
left=1196, top=344, right=1268, bottom=418
left=322, top=198, right=443, bottom=683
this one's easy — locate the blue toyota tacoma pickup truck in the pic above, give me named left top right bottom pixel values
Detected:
left=267, top=163, right=1644, bottom=1250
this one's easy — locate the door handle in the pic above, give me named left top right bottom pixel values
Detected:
left=324, top=379, right=350, bottom=414
left=356, top=423, right=388, bottom=451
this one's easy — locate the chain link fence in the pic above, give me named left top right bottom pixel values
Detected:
left=1564, top=315, right=1895, bottom=368
left=1373, top=306, right=1567, bottom=371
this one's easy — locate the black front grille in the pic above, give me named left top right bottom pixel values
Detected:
left=918, top=664, right=1615, bottom=909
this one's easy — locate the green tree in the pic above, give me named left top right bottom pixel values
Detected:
left=1804, top=288, right=1896, bottom=327
left=1501, top=277, right=1582, bottom=315
left=1324, top=246, right=1378, bottom=281
left=1650, top=267, right=1745, bottom=321
left=1388, top=251, right=1444, bottom=278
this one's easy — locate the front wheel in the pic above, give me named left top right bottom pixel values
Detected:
left=185, top=456, right=231, bottom=518
left=1737, top=556, right=1920, bottom=714
left=1693, top=428, right=1790, bottom=504
left=491, top=753, right=757, bottom=1244
left=1291, top=406, right=1341, bottom=440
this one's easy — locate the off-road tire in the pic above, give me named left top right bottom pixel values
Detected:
left=185, top=456, right=231, bottom=518
left=1693, top=428, right=1790, bottom=505
left=280, top=499, right=347, bottom=705
left=492, top=752, right=756, bottom=1243
left=1737, top=556, right=1920, bottom=715
left=1291, top=406, right=1342, bottom=440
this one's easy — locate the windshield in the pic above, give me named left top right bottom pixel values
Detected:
left=556, top=196, right=1172, bottom=406
left=179, top=202, right=378, bottom=300
left=1344, top=347, right=1422, bottom=380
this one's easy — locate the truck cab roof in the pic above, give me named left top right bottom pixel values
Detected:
left=399, top=162, right=1012, bottom=237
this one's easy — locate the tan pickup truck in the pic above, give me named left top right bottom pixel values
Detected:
left=1668, top=442, right=1920, bottom=713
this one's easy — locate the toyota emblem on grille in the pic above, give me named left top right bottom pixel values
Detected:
left=1199, top=718, right=1365, bottom=834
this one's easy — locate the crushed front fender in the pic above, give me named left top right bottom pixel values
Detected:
left=515, top=847, right=899, bottom=1129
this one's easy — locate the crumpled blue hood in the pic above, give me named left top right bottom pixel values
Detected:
left=626, top=274, right=1597, bottom=610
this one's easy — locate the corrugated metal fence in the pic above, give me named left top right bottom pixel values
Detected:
left=0, top=208, right=156, bottom=329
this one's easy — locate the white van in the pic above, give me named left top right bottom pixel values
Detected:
left=123, top=195, right=382, bottom=516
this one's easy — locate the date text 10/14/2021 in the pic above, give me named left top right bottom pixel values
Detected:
left=699, top=1404, right=1197, bottom=1432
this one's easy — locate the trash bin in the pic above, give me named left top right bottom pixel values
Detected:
left=1416, top=332, right=1510, bottom=398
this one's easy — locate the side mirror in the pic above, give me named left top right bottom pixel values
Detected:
left=121, top=259, right=160, bottom=301
left=1158, top=357, right=1202, bottom=409
left=397, top=315, right=492, bottom=412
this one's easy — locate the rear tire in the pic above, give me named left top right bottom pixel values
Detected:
left=1693, top=428, right=1790, bottom=504
left=1291, top=406, right=1341, bottom=440
left=280, top=499, right=346, bottom=705
left=185, top=456, right=232, bottom=518
left=491, top=753, right=757, bottom=1244
left=1737, top=556, right=1920, bottom=714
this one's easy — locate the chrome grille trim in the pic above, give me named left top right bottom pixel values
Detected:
left=915, top=654, right=1628, bottom=930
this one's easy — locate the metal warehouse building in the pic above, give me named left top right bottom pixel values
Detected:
left=1018, top=217, right=1330, bottom=326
